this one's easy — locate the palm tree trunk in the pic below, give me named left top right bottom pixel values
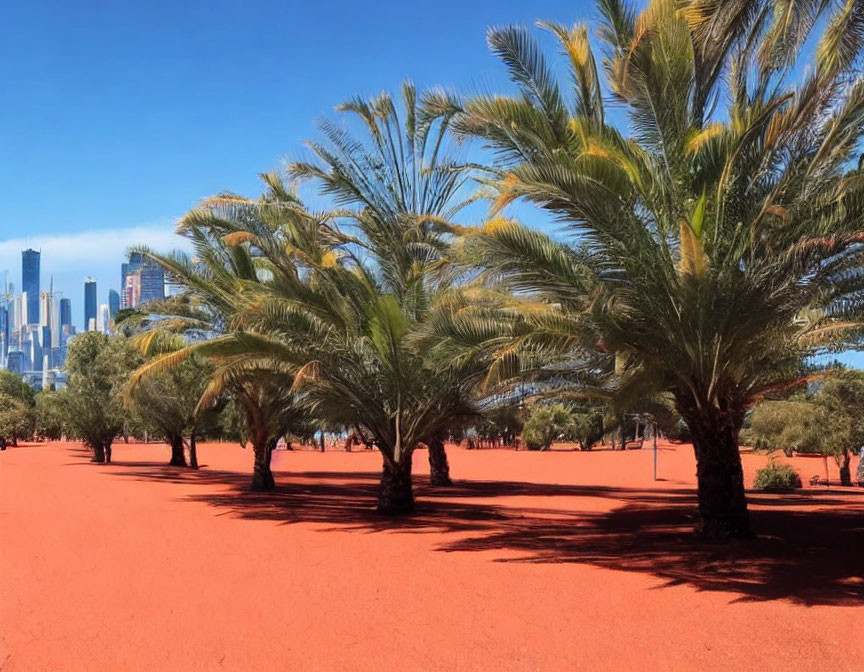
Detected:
left=378, top=453, right=414, bottom=515
left=91, top=442, right=105, bottom=463
left=683, top=406, right=751, bottom=539
left=839, top=449, right=851, bottom=487
left=188, top=433, right=198, bottom=470
left=428, top=438, right=452, bottom=486
left=250, top=435, right=275, bottom=491
left=169, top=435, right=187, bottom=467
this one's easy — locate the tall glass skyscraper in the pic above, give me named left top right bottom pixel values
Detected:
left=140, top=263, right=165, bottom=304
left=22, top=249, right=40, bottom=325
left=108, top=289, right=120, bottom=319
left=60, top=298, right=72, bottom=327
left=84, top=278, right=97, bottom=331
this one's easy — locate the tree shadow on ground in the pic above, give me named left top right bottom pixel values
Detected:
left=84, top=448, right=864, bottom=607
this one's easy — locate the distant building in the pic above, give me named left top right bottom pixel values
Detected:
left=6, top=350, right=25, bottom=374
left=84, top=278, right=97, bottom=331
left=108, top=289, right=120, bottom=319
left=139, top=263, right=165, bottom=304
left=60, top=298, right=71, bottom=328
left=123, top=272, right=141, bottom=310
left=21, top=249, right=39, bottom=325
left=97, top=304, right=110, bottom=333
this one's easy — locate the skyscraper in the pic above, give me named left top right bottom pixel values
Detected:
left=84, top=278, right=97, bottom=331
left=139, top=262, right=165, bottom=304
left=120, top=253, right=164, bottom=307
left=108, top=289, right=120, bottom=319
left=60, top=298, right=71, bottom=328
left=21, top=249, right=40, bottom=325
left=97, top=304, right=110, bottom=333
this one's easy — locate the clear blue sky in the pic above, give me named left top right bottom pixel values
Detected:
left=0, top=0, right=604, bottom=326
left=1, top=0, right=860, bottom=367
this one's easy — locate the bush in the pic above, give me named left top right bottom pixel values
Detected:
left=522, top=404, right=571, bottom=451
left=665, top=418, right=692, bottom=442
left=753, top=461, right=802, bottom=490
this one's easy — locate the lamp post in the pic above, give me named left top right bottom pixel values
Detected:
left=653, top=423, right=658, bottom=481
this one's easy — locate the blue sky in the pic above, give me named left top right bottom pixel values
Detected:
left=0, top=0, right=604, bottom=327
left=1, top=0, right=860, bottom=366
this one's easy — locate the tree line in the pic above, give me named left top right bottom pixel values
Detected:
left=7, top=0, right=864, bottom=539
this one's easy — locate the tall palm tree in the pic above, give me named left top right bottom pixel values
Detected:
left=183, top=84, right=505, bottom=513
left=288, top=80, right=479, bottom=487
left=127, top=174, right=312, bottom=491
left=439, top=0, right=864, bottom=536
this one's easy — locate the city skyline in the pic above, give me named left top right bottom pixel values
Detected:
left=1, top=246, right=171, bottom=381
left=0, top=223, right=187, bottom=331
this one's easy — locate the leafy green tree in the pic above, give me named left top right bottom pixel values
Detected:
left=62, top=332, right=142, bottom=463
left=35, top=389, right=67, bottom=441
left=0, top=394, right=35, bottom=448
left=441, top=0, right=864, bottom=536
left=744, top=374, right=864, bottom=486
left=743, top=400, right=824, bottom=456
left=816, top=372, right=864, bottom=486
left=0, top=371, right=36, bottom=447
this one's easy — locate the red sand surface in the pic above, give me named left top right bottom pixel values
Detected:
left=1, top=439, right=862, bottom=671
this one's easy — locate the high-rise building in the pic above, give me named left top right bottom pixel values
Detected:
left=84, top=278, right=97, bottom=331
left=139, top=262, right=165, bottom=304
left=20, top=291, right=29, bottom=326
left=108, top=289, right=120, bottom=319
left=39, top=290, right=51, bottom=327
left=120, top=253, right=164, bottom=309
left=0, top=304, right=8, bottom=364
left=123, top=272, right=141, bottom=310
left=97, top=304, right=110, bottom=333
left=60, top=298, right=71, bottom=327
left=21, top=249, right=40, bottom=325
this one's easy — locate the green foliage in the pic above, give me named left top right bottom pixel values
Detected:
left=0, top=393, right=35, bottom=444
left=567, top=405, right=605, bottom=451
left=0, top=371, right=36, bottom=445
left=0, top=370, right=35, bottom=406
left=742, top=400, right=825, bottom=457
left=439, top=0, right=864, bottom=533
left=744, top=372, right=864, bottom=471
left=62, top=332, right=142, bottom=458
left=753, top=461, right=802, bottom=490
left=35, top=389, right=67, bottom=441
left=522, top=404, right=572, bottom=450
left=126, top=354, right=215, bottom=444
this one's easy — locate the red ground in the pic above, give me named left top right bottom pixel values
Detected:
left=1, top=440, right=862, bottom=671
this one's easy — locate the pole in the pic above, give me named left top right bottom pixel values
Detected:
left=653, top=424, right=658, bottom=481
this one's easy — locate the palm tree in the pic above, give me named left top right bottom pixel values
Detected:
left=127, top=175, right=312, bottom=490
left=288, top=80, right=479, bottom=487
left=440, top=0, right=864, bottom=536
left=182, top=84, right=507, bottom=513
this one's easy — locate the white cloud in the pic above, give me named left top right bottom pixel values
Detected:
left=0, top=218, right=190, bottom=276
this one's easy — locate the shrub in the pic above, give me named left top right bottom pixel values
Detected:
left=753, top=461, right=802, bottom=490
left=665, top=418, right=691, bottom=442
left=522, top=404, right=571, bottom=451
